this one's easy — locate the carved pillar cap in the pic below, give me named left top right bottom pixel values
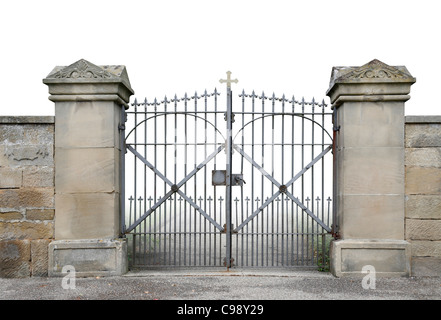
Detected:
left=326, top=59, right=416, bottom=107
left=43, top=59, right=134, bottom=108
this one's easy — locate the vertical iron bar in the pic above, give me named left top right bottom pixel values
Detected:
left=301, top=98, right=305, bottom=265
left=225, top=86, right=233, bottom=269
left=153, top=99, right=158, bottom=265
left=311, top=98, right=316, bottom=264
left=184, top=94, right=188, bottom=266
left=163, top=97, right=168, bottom=265
left=250, top=92, right=256, bottom=267
left=143, top=101, right=147, bottom=265
left=259, top=92, right=266, bottom=266
left=281, top=96, right=285, bottom=265
left=134, top=100, right=138, bottom=266
left=214, top=89, right=218, bottom=266
left=174, top=96, right=178, bottom=265
left=291, top=97, right=296, bottom=265
left=193, top=93, right=198, bottom=265
left=120, top=107, right=126, bottom=236
left=321, top=100, right=326, bottom=265
left=204, top=91, right=208, bottom=266
left=271, top=94, right=275, bottom=266
left=241, top=91, right=245, bottom=266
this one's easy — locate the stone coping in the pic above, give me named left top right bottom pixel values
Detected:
left=406, top=116, right=441, bottom=124
left=0, top=116, right=55, bottom=124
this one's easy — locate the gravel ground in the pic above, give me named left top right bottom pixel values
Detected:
left=1, top=268, right=440, bottom=301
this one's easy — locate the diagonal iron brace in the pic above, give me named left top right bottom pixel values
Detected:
left=125, top=145, right=225, bottom=233
left=234, top=144, right=332, bottom=232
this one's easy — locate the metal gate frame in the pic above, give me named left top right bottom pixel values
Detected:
left=121, top=72, right=334, bottom=269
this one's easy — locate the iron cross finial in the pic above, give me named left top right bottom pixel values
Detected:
left=219, top=71, right=238, bottom=88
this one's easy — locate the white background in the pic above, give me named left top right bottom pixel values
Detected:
left=0, top=0, right=440, bottom=116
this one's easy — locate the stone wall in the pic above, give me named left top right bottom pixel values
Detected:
left=405, top=116, right=441, bottom=276
left=0, top=116, right=55, bottom=277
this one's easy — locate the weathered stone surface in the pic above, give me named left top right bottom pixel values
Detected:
left=411, top=257, right=441, bottom=276
left=405, top=148, right=441, bottom=168
left=405, top=167, right=441, bottom=195
left=55, top=147, right=118, bottom=193
left=26, top=209, right=55, bottom=221
left=1, top=145, right=53, bottom=166
left=0, top=210, right=23, bottom=220
left=54, top=101, right=121, bottom=149
left=340, top=102, right=405, bottom=148
left=0, top=240, right=31, bottom=278
left=340, top=194, right=404, bottom=239
left=48, top=239, right=128, bottom=277
left=342, top=147, right=404, bottom=195
left=330, top=239, right=411, bottom=277
left=0, top=167, right=22, bottom=188
left=410, top=240, right=441, bottom=257
left=0, top=221, right=54, bottom=240
left=0, top=188, right=54, bottom=209
left=406, top=219, right=441, bottom=240
left=0, top=116, right=54, bottom=124
left=405, top=123, right=441, bottom=148
left=31, top=239, right=51, bottom=277
left=55, top=192, right=119, bottom=240
left=406, top=195, right=441, bottom=219
left=22, top=166, right=54, bottom=187
left=0, top=125, right=24, bottom=144
left=23, top=124, right=54, bottom=145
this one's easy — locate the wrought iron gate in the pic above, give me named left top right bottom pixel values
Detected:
left=121, top=72, right=334, bottom=269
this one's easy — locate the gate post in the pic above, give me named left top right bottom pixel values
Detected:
left=326, top=59, right=415, bottom=277
left=43, top=59, right=134, bottom=277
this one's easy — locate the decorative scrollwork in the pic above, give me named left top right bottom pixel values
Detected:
left=51, top=59, right=114, bottom=79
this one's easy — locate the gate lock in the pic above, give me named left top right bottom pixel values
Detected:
left=212, top=170, right=245, bottom=186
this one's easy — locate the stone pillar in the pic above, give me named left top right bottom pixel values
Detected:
left=326, top=59, right=415, bottom=277
left=43, top=59, right=134, bottom=277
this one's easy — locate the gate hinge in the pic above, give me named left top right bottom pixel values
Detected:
left=118, top=123, right=126, bottom=131
left=331, top=230, right=341, bottom=239
left=333, top=125, right=341, bottom=132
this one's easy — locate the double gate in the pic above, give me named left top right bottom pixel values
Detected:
left=121, top=72, right=334, bottom=269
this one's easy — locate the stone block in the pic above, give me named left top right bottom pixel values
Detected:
left=22, top=166, right=54, bottom=187
left=406, top=219, right=441, bottom=240
left=405, top=167, right=441, bottom=195
left=405, top=148, right=441, bottom=168
left=411, top=257, right=441, bottom=277
left=405, top=123, right=441, bottom=148
left=54, top=101, right=121, bottom=149
left=55, top=147, right=119, bottom=193
left=342, top=147, right=404, bottom=195
left=0, top=125, right=24, bottom=145
left=0, top=167, right=22, bottom=188
left=406, top=195, right=441, bottom=219
left=0, top=240, right=31, bottom=278
left=340, top=101, right=404, bottom=148
left=55, top=192, right=119, bottom=240
left=26, top=209, right=55, bottom=221
left=0, top=221, right=54, bottom=240
left=0, top=188, right=54, bottom=209
left=22, top=124, right=54, bottom=145
left=48, top=239, right=128, bottom=277
left=0, top=210, right=23, bottom=220
left=410, top=240, right=441, bottom=257
left=330, top=239, right=411, bottom=277
left=339, top=194, right=404, bottom=240
left=31, top=239, right=51, bottom=277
